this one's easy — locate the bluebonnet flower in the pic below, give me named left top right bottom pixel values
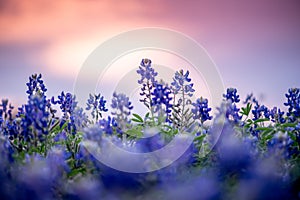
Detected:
left=235, top=153, right=293, bottom=200
left=192, top=97, right=212, bottom=124
left=0, top=99, right=16, bottom=140
left=137, top=58, right=157, bottom=84
left=0, top=99, right=8, bottom=116
left=86, top=93, right=108, bottom=121
left=248, top=126, right=260, bottom=137
left=0, top=135, right=15, bottom=163
left=53, top=130, right=67, bottom=142
left=220, top=88, right=242, bottom=123
left=284, top=88, right=300, bottom=122
left=98, top=116, right=119, bottom=135
left=135, top=127, right=165, bottom=152
left=170, top=70, right=195, bottom=130
left=137, top=59, right=158, bottom=113
left=171, top=69, right=195, bottom=97
left=83, top=125, right=103, bottom=142
left=223, top=88, right=240, bottom=103
left=111, top=92, right=133, bottom=132
left=21, top=94, right=50, bottom=141
left=161, top=173, right=220, bottom=200
left=0, top=99, right=14, bottom=121
left=70, top=107, right=89, bottom=133
left=52, top=92, right=77, bottom=117
left=243, top=94, right=260, bottom=113
left=252, top=104, right=270, bottom=120
left=16, top=147, right=70, bottom=199
left=0, top=136, right=19, bottom=198
left=252, top=97, right=259, bottom=106
left=267, top=131, right=298, bottom=159
left=16, top=105, right=25, bottom=118
left=3, top=120, right=20, bottom=140
left=225, top=103, right=242, bottom=123
left=217, top=101, right=242, bottom=124
left=216, top=133, right=255, bottom=176
left=52, top=92, right=79, bottom=134
left=243, top=93, right=253, bottom=104
left=270, top=107, right=285, bottom=124
left=26, top=73, right=47, bottom=97
left=2, top=72, right=300, bottom=199
left=151, top=83, right=173, bottom=120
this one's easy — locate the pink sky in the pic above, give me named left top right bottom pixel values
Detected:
left=0, top=0, right=299, bottom=111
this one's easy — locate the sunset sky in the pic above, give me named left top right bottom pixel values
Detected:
left=0, top=0, right=299, bottom=112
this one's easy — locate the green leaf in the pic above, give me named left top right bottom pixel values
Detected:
left=194, top=134, right=206, bottom=143
left=240, top=103, right=252, bottom=116
left=256, top=127, right=273, bottom=131
left=132, top=118, right=143, bottom=123
left=49, top=120, right=60, bottom=132
left=183, top=108, right=190, bottom=116
left=263, top=134, right=274, bottom=141
left=240, top=108, right=246, bottom=114
left=254, top=118, right=270, bottom=124
left=50, top=120, right=68, bottom=134
left=68, top=167, right=86, bottom=178
left=281, top=123, right=297, bottom=128
left=260, top=128, right=275, bottom=141
left=287, top=131, right=297, bottom=142
left=126, top=126, right=143, bottom=138
left=132, top=113, right=143, bottom=123
left=145, top=112, right=150, bottom=119
left=246, top=103, right=252, bottom=115
left=246, top=119, right=253, bottom=124
left=162, top=124, right=172, bottom=130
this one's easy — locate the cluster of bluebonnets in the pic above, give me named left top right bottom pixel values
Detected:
left=0, top=59, right=299, bottom=199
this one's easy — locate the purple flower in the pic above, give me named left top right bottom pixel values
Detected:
left=192, top=97, right=212, bottom=124
left=270, top=107, right=285, bottom=123
left=52, top=92, right=77, bottom=116
left=86, top=93, right=108, bottom=121
left=267, top=132, right=297, bottom=159
left=0, top=99, right=14, bottom=121
left=83, top=125, right=103, bottom=141
left=221, top=88, right=242, bottom=123
left=71, top=107, right=89, bottom=131
left=52, top=92, right=84, bottom=134
left=170, top=70, right=195, bottom=130
left=151, top=83, right=173, bottom=117
left=223, top=88, right=240, bottom=103
left=243, top=93, right=253, bottom=104
left=136, top=59, right=158, bottom=84
left=137, top=59, right=158, bottom=112
left=284, top=88, right=300, bottom=122
left=111, top=92, right=133, bottom=131
left=26, top=73, right=47, bottom=97
left=21, top=94, right=50, bottom=141
left=171, top=69, right=195, bottom=97
left=252, top=104, right=270, bottom=120
left=98, top=116, right=119, bottom=135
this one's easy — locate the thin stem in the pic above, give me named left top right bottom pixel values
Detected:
left=180, top=87, right=186, bottom=132
left=146, top=81, right=155, bottom=124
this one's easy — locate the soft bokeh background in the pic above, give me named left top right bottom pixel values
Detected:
left=0, top=0, right=299, bottom=111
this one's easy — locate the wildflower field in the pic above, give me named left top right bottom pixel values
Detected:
left=0, top=59, right=299, bottom=199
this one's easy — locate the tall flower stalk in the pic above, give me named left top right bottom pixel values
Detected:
left=221, top=88, right=242, bottom=123
left=284, top=88, right=300, bottom=122
left=111, top=92, right=133, bottom=134
left=86, top=93, right=108, bottom=122
left=170, top=69, right=195, bottom=132
left=137, top=59, right=158, bottom=120
left=151, top=81, right=173, bottom=123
